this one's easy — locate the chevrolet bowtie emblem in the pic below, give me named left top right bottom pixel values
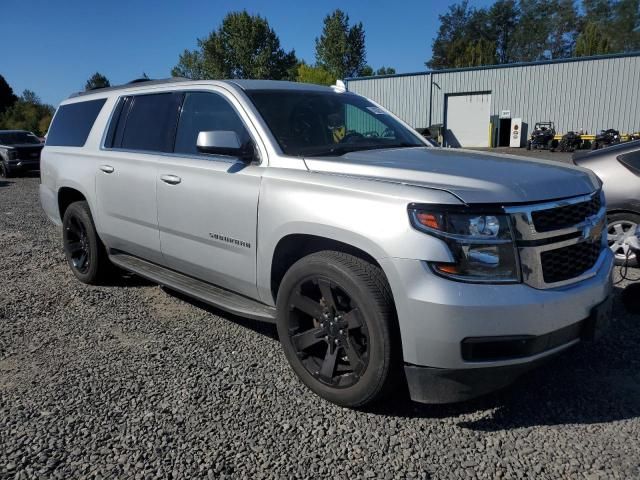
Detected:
left=581, top=214, right=602, bottom=242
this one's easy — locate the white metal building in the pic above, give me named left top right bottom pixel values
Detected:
left=344, top=53, right=640, bottom=148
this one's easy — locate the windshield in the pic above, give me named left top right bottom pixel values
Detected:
left=246, top=89, right=424, bottom=157
left=0, top=131, right=41, bottom=145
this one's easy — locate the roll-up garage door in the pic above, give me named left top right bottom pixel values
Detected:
left=445, top=93, right=491, bottom=148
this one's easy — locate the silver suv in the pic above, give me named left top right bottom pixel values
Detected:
left=40, top=78, right=613, bottom=407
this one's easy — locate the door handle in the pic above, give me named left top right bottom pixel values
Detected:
left=160, top=174, right=182, bottom=185
left=99, top=164, right=114, bottom=174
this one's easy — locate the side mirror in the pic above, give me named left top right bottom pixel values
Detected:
left=196, top=131, right=254, bottom=162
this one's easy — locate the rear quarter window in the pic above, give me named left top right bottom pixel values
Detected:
left=46, top=99, right=107, bottom=147
left=618, top=151, right=640, bottom=175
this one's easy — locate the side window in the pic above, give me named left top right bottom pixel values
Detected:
left=119, top=93, right=182, bottom=152
left=618, top=151, right=640, bottom=175
left=174, top=92, right=252, bottom=156
left=46, top=99, right=107, bottom=147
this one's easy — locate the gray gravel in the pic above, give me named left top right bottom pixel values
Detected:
left=1, top=176, right=639, bottom=479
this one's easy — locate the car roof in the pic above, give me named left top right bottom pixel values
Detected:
left=68, top=78, right=335, bottom=99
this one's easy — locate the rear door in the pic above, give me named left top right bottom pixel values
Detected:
left=95, top=92, right=182, bottom=264
left=156, top=90, right=263, bottom=298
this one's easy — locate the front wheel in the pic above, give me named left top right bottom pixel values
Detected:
left=0, top=161, right=11, bottom=178
left=276, top=251, right=398, bottom=407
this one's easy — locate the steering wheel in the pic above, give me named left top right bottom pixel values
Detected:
left=363, top=131, right=379, bottom=138
left=381, top=127, right=395, bottom=138
left=340, top=131, right=365, bottom=144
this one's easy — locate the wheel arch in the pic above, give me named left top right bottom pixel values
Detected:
left=57, top=186, right=89, bottom=221
left=269, top=233, right=389, bottom=306
left=606, top=208, right=640, bottom=218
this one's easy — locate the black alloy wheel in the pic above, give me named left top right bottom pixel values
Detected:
left=276, top=251, right=397, bottom=407
left=287, top=276, right=369, bottom=388
left=65, top=214, right=91, bottom=274
left=62, top=201, right=113, bottom=284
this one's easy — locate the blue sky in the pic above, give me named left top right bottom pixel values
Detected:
left=1, top=0, right=494, bottom=107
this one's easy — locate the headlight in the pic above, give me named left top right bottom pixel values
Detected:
left=7, top=150, right=18, bottom=160
left=409, top=208, right=520, bottom=283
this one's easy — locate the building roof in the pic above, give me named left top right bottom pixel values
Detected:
left=345, top=51, right=640, bottom=82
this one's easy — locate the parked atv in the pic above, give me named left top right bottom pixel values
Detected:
left=553, top=131, right=583, bottom=152
left=526, top=122, right=556, bottom=150
left=592, top=129, right=620, bottom=150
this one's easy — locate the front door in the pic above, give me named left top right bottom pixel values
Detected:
left=156, top=90, right=263, bottom=298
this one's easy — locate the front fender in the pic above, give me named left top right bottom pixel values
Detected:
left=256, top=170, right=461, bottom=305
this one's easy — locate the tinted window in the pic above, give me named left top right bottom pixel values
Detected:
left=618, top=151, right=640, bottom=175
left=119, top=93, right=182, bottom=152
left=46, top=99, right=106, bottom=147
left=246, top=90, right=422, bottom=157
left=174, top=92, right=251, bottom=155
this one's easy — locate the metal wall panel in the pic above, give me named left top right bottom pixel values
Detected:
left=346, top=55, right=640, bottom=136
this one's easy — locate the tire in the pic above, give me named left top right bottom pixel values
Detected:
left=276, top=251, right=398, bottom=408
left=62, top=201, right=113, bottom=284
left=607, top=212, right=640, bottom=266
left=0, top=161, right=11, bottom=178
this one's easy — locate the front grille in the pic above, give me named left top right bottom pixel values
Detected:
left=531, top=194, right=601, bottom=232
left=540, top=241, right=601, bottom=284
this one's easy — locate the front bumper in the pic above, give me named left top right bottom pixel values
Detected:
left=404, top=295, right=612, bottom=403
left=8, top=159, right=40, bottom=170
left=379, top=248, right=614, bottom=402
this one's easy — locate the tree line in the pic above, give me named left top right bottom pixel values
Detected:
left=0, top=76, right=54, bottom=137
left=171, top=9, right=395, bottom=86
left=428, top=0, right=640, bottom=69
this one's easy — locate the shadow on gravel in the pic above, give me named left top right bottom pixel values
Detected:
left=369, top=286, right=640, bottom=429
left=0, top=180, right=13, bottom=188
left=163, top=287, right=279, bottom=340
left=103, top=271, right=156, bottom=288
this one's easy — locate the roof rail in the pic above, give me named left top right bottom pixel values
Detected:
left=69, top=77, right=191, bottom=98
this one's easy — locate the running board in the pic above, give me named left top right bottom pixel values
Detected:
left=109, top=253, right=276, bottom=323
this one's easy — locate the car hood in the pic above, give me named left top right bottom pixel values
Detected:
left=304, top=147, right=599, bottom=204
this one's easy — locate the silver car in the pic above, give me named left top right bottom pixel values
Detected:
left=40, top=78, right=613, bottom=407
left=574, top=140, right=640, bottom=265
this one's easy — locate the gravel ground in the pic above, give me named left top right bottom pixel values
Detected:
left=1, top=175, right=639, bottom=480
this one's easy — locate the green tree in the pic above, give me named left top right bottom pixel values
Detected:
left=295, top=63, right=336, bottom=86
left=581, top=0, right=640, bottom=53
left=0, top=74, right=17, bottom=115
left=427, top=1, right=498, bottom=68
left=486, top=0, right=519, bottom=64
left=0, top=90, right=54, bottom=136
left=85, top=72, right=111, bottom=91
left=375, top=66, right=396, bottom=75
left=172, top=11, right=297, bottom=80
left=315, top=9, right=367, bottom=78
left=575, top=21, right=612, bottom=55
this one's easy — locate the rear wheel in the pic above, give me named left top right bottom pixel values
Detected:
left=607, top=213, right=640, bottom=266
left=62, top=201, right=113, bottom=284
left=276, top=251, right=397, bottom=407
